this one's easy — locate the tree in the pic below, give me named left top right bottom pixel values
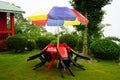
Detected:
left=12, top=13, right=43, bottom=40
left=70, top=0, right=112, bottom=55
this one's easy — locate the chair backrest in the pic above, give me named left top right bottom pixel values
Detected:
left=46, top=44, right=57, bottom=53
left=57, top=43, right=68, bottom=58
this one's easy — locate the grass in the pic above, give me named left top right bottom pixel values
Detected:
left=0, top=50, right=120, bottom=80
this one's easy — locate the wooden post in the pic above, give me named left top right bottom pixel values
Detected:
left=0, top=12, right=7, bottom=31
left=0, top=12, right=7, bottom=42
left=10, top=13, right=14, bottom=36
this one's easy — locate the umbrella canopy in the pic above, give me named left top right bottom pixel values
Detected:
left=28, top=6, right=88, bottom=44
left=28, top=6, right=88, bottom=26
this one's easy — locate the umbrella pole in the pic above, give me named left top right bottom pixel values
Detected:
left=57, top=26, right=60, bottom=46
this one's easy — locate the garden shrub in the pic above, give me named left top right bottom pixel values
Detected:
left=74, top=37, right=83, bottom=52
left=6, top=34, right=27, bottom=52
left=90, top=38, right=120, bottom=60
left=47, top=35, right=56, bottom=42
left=106, top=36, right=120, bottom=42
left=59, top=34, right=77, bottom=49
left=50, top=39, right=57, bottom=44
left=36, top=36, right=51, bottom=49
left=26, top=40, right=36, bottom=51
left=118, top=44, right=120, bottom=49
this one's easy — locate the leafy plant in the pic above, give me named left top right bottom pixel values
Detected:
left=26, top=40, right=36, bottom=51
left=6, top=34, right=27, bottom=52
left=106, top=36, right=120, bottom=42
left=59, top=34, right=77, bottom=49
left=90, top=38, right=120, bottom=60
left=36, top=36, right=51, bottom=49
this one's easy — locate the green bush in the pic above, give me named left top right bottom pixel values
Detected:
left=36, top=36, right=51, bottom=49
left=26, top=40, right=36, bottom=51
left=48, top=35, right=56, bottom=42
left=59, top=34, right=77, bottom=48
left=90, top=39, right=120, bottom=60
left=6, top=34, right=27, bottom=52
left=75, top=37, right=83, bottom=52
left=118, top=44, right=120, bottom=49
left=50, top=39, right=57, bottom=44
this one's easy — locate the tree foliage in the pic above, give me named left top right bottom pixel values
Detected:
left=13, top=14, right=45, bottom=40
left=70, top=0, right=112, bottom=55
left=70, top=0, right=112, bottom=38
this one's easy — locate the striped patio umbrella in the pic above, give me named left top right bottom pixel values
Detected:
left=28, top=6, right=88, bottom=44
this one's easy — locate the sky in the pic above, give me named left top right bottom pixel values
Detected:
left=1, top=0, right=120, bottom=38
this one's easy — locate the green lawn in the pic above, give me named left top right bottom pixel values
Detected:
left=0, top=50, right=120, bottom=80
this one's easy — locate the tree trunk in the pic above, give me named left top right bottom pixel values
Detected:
left=83, top=11, right=88, bottom=55
left=83, top=24, right=88, bottom=55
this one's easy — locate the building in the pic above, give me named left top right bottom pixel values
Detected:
left=0, top=1, right=25, bottom=49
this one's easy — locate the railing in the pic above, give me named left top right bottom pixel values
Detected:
left=0, top=31, right=12, bottom=49
left=0, top=31, right=11, bottom=41
left=0, top=34, right=8, bottom=41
